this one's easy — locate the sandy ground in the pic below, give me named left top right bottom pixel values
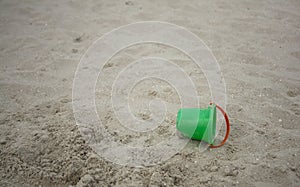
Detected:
left=0, top=0, right=300, bottom=186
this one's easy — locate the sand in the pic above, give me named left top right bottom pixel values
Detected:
left=0, top=0, right=300, bottom=186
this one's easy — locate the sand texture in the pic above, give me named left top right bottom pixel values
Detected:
left=0, top=0, right=300, bottom=186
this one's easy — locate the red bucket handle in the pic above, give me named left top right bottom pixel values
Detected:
left=209, top=103, right=230, bottom=148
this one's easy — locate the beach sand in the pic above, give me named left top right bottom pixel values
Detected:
left=0, top=0, right=300, bottom=186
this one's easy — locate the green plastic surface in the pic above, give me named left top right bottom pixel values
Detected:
left=176, top=104, right=216, bottom=144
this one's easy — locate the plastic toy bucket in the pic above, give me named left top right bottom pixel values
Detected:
left=176, top=103, right=230, bottom=148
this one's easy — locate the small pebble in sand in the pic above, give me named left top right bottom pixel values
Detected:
left=125, top=1, right=134, bottom=6
left=74, top=36, right=83, bottom=43
left=60, top=98, right=70, bottom=103
left=289, top=165, right=296, bottom=171
left=224, top=166, right=239, bottom=177
left=148, top=90, right=158, bottom=96
left=0, top=139, right=6, bottom=145
left=103, top=62, right=114, bottom=68
left=138, top=112, right=150, bottom=120
left=287, top=90, right=298, bottom=97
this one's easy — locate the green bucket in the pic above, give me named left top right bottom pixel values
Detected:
left=176, top=104, right=217, bottom=144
